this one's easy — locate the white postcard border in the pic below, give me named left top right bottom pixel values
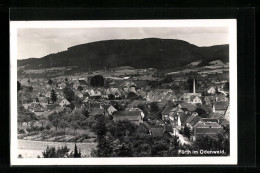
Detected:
left=10, top=19, right=237, bottom=165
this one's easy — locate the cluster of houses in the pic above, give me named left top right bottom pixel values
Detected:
left=20, top=76, right=230, bottom=142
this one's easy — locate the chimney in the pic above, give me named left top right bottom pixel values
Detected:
left=193, top=78, right=196, bottom=93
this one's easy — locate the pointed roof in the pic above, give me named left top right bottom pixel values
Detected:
left=185, top=114, right=201, bottom=126
left=179, top=102, right=197, bottom=112
left=150, top=126, right=165, bottom=137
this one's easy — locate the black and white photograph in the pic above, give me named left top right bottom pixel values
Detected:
left=10, top=20, right=237, bottom=165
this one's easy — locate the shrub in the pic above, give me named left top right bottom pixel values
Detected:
left=45, top=124, right=52, bottom=130
left=18, top=128, right=25, bottom=134
left=52, top=131, right=66, bottom=136
left=42, top=146, right=70, bottom=158
left=26, top=126, right=44, bottom=132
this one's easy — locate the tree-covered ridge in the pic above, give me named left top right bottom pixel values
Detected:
left=18, top=38, right=229, bottom=71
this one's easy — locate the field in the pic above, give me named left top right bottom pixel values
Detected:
left=18, top=140, right=97, bottom=158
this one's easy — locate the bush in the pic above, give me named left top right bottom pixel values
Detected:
left=26, top=126, right=44, bottom=132
left=53, top=131, right=66, bottom=136
left=45, top=124, right=52, bottom=130
left=42, top=146, right=70, bottom=158
left=18, top=128, right=25, bottom=134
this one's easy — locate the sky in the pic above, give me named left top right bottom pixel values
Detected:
left=17, top=27, right=229, bottom=60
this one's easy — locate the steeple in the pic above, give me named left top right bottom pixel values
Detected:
left=193, top=78, right=196, bottom=93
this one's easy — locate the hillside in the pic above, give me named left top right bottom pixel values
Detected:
left=18, top=38, right=229, bottom=72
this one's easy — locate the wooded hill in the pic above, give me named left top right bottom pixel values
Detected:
left=18, top=38, right=229, bottom=72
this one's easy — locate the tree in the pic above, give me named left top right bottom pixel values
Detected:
left=50, top=89, right=57, bottom=103
left=17, top=81, right=22, bottom=92
left=96, top=137, right=114, bottom=157
left=95, top=114, right=107, bottom=140
left=194, top=134, right=227, bottom=155
left=114, top=143, right=133, bottom=157
left=48, top=112, right=60, bottom=131
left=48, top=79, right=53, bottom=85
left=223, top=82, right=229, bottom=91
left=183, top=124, right=192, bottom=139
left=73, top=143, right=81, bottom=158
left=90, top=75, right=104, bottom=87
left=127, top=92, right=138, bottom=100
left=71, top=96, right=83, bottom=108
left=171, top=134, right=180, bottom=149
left=162, top=75, right=173, bottom=83
left=108, top=94, right=115, bottom=100
left=42, top=146, right=70, bottom=158
left=38, top=115, right=48, bottom=128
left=70, top=120, right=80, bottom=133
left=150, top=102, right=159, bottom=114
left=151, top=139, right=170, bottom=156
left=195, top=107, right=208, bottom=118
left=63, top=86, right=75, bottom=102
left=59, top=120, right=69, bottom=131
left=77, top=85, right=83, bottom=92
left=26, top=86, right=33, bottom=92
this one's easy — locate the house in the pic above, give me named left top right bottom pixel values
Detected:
left=178, top=102, right=197, bottom=113
left=89, top=90, right=102, bottom=99
left=58, top=82, right=66, bottom=89
left=220, top=119, right=229, bottom=127
left=128, top=107, right=145, bottom=117
left=162, top=105, right=182, bottom=121
left=149, top=126, right=172, bottom=139
left=185, top=114, right=201, bottom=127
left=57, top=98, right=70, bottom=107
left=107, top=105, right=117, bottom=115
left=216, top=95, right=229, bottom=102
left=82, top=96, right=89, bottom=103
left=129, top=86, right=137, bottom=93
left=182, top=93, right=202, bottom=103
left=161, top=104, right=189, bottom=127
left=38, top=96, right=48, bottom=104
left=163, top=92, right=178, bottom=102
left=213, top=102, right=229, bottom=114
left=45, top=91, right=51, bottom=98
left=78, top=79, right=87, bottom=87
left=37, top=96, right=48, bottom=108
left=138, top=122, right=172, bottom=139
left=207, top=86, right=216, bottom=94
left=136, top=89, right=146, bottom=98
left=193, top=121, right=223, bottom=140
left=28, top=103, right=44, bottom=112
left=107, top=88, right=122, bottom=98
left=158, top=99, right=173, bottom=109
left=112, top=109, right=143, bottom=125
left=190, top=95, right=202, bottom=105
left=45, top=104, right=59, bottom=112
left=200, top=112, right=225, bottom=124
left=224, top=105, right=230, bottom=121
left=204, top=96, right=216, bottom=106
left=75, top=91, right=84, bottom=98
left=138, top=122, right=151, bottom=134
left=154, top=89, right=173, bottom=95
left=126, top=100, right=147, bottom=108
left=73, top=80, right=81, bottom=89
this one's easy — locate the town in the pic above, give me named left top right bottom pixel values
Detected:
left=17, top=64, right=230, bottom=158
